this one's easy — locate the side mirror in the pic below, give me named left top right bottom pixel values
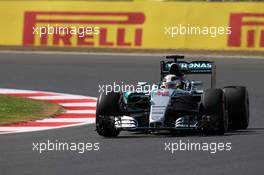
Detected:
left=191, top=81, right=203, bottom=86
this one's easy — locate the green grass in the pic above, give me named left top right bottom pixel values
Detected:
left=0, top=95, right=63, bottom=125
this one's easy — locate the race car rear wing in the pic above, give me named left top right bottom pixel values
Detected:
left=160, top=55, right=216, bottom=88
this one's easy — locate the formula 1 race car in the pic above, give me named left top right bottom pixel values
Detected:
left=96, top=55, right=249, bottom=137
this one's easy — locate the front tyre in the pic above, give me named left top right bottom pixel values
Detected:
left=96, top=92, right=121, bottom=137
left=201, top=88, right=228, bottom=135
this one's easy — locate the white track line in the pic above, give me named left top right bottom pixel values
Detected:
left=0, top=122, right=95, bottom=133
left=0, top=127, right=53, bottom=132
left=30, top=95, right=92, bottom=100
left=60, top=102, right=96, bottom=107
left=65, top=110, right=96, bottom=114
left=36, top=118, right=95, bottom=123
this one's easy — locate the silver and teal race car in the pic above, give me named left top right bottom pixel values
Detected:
left=96, top=55, right=249, bottom=137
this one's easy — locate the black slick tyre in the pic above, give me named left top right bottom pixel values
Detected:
left=96, top=92, right=121, bottom=137
left=223, top=86, right=249, bottom=130
left=201, top=88, right=228, bottom=135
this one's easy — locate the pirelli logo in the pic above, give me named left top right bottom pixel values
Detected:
left=228, top=13, right=264, bottom=48
left=23, top=11, right=145, bottom=47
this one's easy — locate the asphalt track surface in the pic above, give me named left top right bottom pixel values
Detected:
left=0, top=52, right=263, bottom=175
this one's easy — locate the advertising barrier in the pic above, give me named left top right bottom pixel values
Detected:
left=0, top=1, right=263, bottom=51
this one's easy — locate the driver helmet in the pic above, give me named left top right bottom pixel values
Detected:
left=162, top=75, right=183, bottom=89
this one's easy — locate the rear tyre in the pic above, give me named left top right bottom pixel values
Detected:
left=223, top=86, right=249, bottom=130
left=96, top=92, right=121, bottom=137
left=201, top=88, right=228, bottom=135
